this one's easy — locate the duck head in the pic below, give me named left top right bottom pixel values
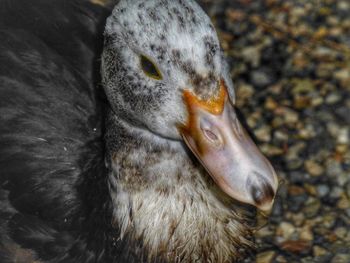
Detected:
left=102, top=0, right=278, bottom=211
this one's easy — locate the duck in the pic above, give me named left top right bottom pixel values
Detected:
left=0, top=0, right=278, bottom=262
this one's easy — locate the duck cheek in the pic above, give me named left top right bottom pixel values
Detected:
left=180, top=91, right=278, bottom=211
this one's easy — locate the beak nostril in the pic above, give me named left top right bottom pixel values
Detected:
left=204, top=129, right=218, bottom=141
left=251, top=183, right=275, bottom=205
left=200, top=117, right=222, bottom=146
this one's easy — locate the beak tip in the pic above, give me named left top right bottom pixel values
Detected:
left=250, top=177, right=278, bottom=211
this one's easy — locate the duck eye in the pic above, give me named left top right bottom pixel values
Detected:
left=140, top=55, right=162, bottom=80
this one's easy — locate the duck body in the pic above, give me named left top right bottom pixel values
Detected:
left=0, top=0, right=278, bottom=262
left=0, top=0, right=116, bottom=262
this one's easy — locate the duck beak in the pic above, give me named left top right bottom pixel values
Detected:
left=179, top=80, right=278, bottom=211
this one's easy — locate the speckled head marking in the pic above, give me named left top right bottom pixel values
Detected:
left=101, top=0, right=277, bottom=262
left=102, top=0, right=234, bottom=139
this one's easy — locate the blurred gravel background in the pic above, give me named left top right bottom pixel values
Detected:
left=197, top=0, right=350, bottom=262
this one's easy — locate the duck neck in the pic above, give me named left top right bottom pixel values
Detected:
left=105, top=113, right=254, bottom=262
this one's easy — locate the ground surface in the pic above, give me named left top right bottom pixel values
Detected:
left=199, top=0, right=350, bottom=262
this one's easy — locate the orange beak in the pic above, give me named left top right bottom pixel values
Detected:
left=179, top=80, right=278, bottom=211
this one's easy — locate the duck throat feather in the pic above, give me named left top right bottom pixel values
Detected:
left=105, top=114, right=254, bottom=262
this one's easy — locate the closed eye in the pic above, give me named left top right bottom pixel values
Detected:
left=140, top=54, right=162, bottom=80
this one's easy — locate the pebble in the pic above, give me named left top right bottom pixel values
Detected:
left=322, top=214, right=337, bottom=229
left=334, top=227, right=348, bottom=239
left=292, top=79, right=315, bottom=94
left=331, top=254, right=350, bottom=263
left=325, top=93, right=341, bottom=104
left=334, top=69, right=350, bottom=82
left=317, top=184, right=330, bottom=197
left=290, top=212, right=305, bottom=227
left=236, top=83, right=254, bottom=101
left=260, top=144, right=284, bottom=156
left=276, top=221, right=296, bottom=240
left=241, top=46, right=261, bottom=67
left=330, top=186, right=343, bottom=199
left=299, top=225, right=314, bottom=241
left=337, top=1, right=350, bottom=11
left=337, top=195, right=350, bottom=209
left=275, top=255, right=287, bottom=263
left=273, top=130, right=288, bottom=141
left=279, top=240, right=311, bottom=254
left=265, top=97, right=278, bottom=110
left=250, top=69, right=274, bottom=87
left=303, top=199, right=321, bottom=218
left=311, top=97, right=324, bottom=107
left=337, top=128, right=349, bottom=144
left=254, top=125, right=271, bottom=142
left=313, top=246, right=328, bottom=257
left=304, top=160, right=324, bottom=176
left=226, top=8, right=246, bottom=22
left=256, top=251, right=275, bottom=263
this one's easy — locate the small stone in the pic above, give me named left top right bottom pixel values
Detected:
left=265, top=97, right=278, bottom=110
left=260, top=144, right=284, bottom=156
left=254, top=125, right=271, bottom=142
left=285, top=142, right=306, bottom=165
left=338, top=1, right=350, bottom=11
left=334, top=227, right=348, bottom=239
left=303, top=199, right=321, bottom=218
left=279, top=240, right=311, bottom=254
left=330, top=186, right=343, bottom=198
left=275, top=255, right=287, bottom=263
left=241, top=46, right=261, bottom=67
left=322, top=214, right=337, bottom=228
left=283, top=108, right=299, bottom=123
left=290, top=6, right=307, bottom=17
left=271, top=117, right=284, bottom=128
left=311, top=97, right=324, bottom=107
left=316, top=63, right=335, bottom=78
left=250, top=69, right=274, bottom=87
left=313, top=245, right=328, bottom=257
left=226, top=9, right=246, bottom=22
left=334, top=69, right=350, bottom=82
left=256, top=250, right=276, bottom=263
left=288, top=185, right=305, bottom=195
left=338, top=128, right=349, bottom=144
left=236, top=83, right=254, bottom=101
left=327, top=16, right=339, bottom=26
left=331, top=254, right=350, bottom=263
left=317, top=184, right=330, bottom=197
left=327, top=160, right=343, bottom=177
left=304, top=184, right=317, bottom=196
left=290, top=212, right=305, bottom=227
left=327, top=122, right=341, bottom=137
left=268, top=84, right=283, bottom=94
left=292, top=79, right=315, bottom=94
left=276, top=222, right=296, bottom=240
left=336, top=144, right=348, bottom=154
left=314, top=27, right=328, bottom=39
left=319, top=7, right=332, bottom=16
left=325, top=93, right=341, bottom=104
left=305, top=160, right=324, bottom=176
left=299, top=225, right=314, bottom=241
left=293, top=95, right=311, bottom=109
left=337, top=195, right=350, bottom=209
left=298, top=124, right=316, bottom=139
left=274, top=130, right=288, bottom=141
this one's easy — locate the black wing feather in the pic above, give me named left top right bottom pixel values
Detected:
left=0, top=0, right=115, bottom=262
